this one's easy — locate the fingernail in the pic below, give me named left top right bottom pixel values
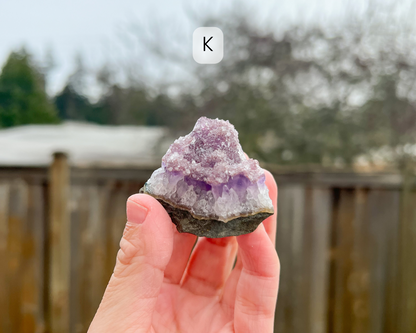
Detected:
left=127, top=199, right=148, bottom=224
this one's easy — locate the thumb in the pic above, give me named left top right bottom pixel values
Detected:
left=89, top=194, right=174, bottom=333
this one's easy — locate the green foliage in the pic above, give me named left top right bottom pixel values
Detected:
left=0, top=50, right=59, bottom=127
left=55, top=84, right=94, bottom=121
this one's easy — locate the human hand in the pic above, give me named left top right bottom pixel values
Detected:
left=88, top=170, right=279, bottom=333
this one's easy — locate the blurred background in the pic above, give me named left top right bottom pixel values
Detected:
left=1, top=0, right=416, bottom=332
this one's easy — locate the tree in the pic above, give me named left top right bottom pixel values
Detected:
left=134, top=6, right=416, bottom=168
left=0, top=49, right=59, bottom=127
left=54, top=84, right=94, bottom=122
left=96, top=84, right=181, bottom=126
left=54, top=55, right=97, bottom=122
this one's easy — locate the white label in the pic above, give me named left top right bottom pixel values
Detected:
left=193, top=27, right=224, bottom=64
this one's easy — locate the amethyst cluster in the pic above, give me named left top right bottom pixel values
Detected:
left=140, top=117, right=274, bottom=238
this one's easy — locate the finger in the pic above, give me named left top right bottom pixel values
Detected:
left=263, top=169, right=278, bottom=246
left=221, top=168, right=278, bottom=310
left=181, top=236, right=238, bottom=297
left=163, top=227, right=197, bottom=284
left=233, top=224, right=280, bottom=332
left=89, top=194, right=174, bottom=333
left=221, top=251, right=243, bottom=312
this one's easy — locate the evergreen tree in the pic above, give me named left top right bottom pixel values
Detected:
left=0, top=50, right=59, bottom=127
left=55, top=84, right=94, bottom=121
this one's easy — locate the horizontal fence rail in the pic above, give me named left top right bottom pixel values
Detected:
left=0, top=155, right=415, bottom=333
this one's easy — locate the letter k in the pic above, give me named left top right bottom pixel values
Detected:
left=203, top=36, right=213, bottom=51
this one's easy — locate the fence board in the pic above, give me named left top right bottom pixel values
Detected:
left=305, top=187, right=332, bottom=333
left=23, top=182, right=46, bottom=333
left=367, top=190, right=400, bottom=333
left=0, top=181, right=11, bottom=333
left=69, top=184, right=88, bottom=333
left=275, top=185, right=305, bottom=333
left=8, top=179, right=30, bottom=332
left=397, top=189, right=416, bottom=333
left=48, top=153, right=71, bottom=333
left=351, top=188, right=371, bottom=333
left=378, top=191, right=400, bottom=333
left=330, top=189, right=355, bottom=333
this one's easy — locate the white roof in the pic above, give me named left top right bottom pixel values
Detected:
left=0, top=122, right=170, bottom=167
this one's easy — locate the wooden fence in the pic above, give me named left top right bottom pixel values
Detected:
left=0, top=154, right=415, bottom=333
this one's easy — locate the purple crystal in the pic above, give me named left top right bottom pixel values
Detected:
left=144, top=117, right=274, bottom=224
left=162, top=117, right=263, bottom=184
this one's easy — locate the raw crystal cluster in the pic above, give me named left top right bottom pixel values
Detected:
left=140, top=117, right=274, bottom=238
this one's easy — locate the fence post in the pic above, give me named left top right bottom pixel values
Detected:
left=48, top=152, right=70, bottom=333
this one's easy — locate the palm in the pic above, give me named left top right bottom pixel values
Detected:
left=152, top=283, right=234, bottom=332
left=89, top=170, right=279, bottom=333
left=146, top=209, right=278, bottom=333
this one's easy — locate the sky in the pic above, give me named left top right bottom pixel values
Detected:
left=0, top=0, right=405, bottom=97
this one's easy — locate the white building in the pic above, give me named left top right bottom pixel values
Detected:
left=0, top=122, right=171, bottom=167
